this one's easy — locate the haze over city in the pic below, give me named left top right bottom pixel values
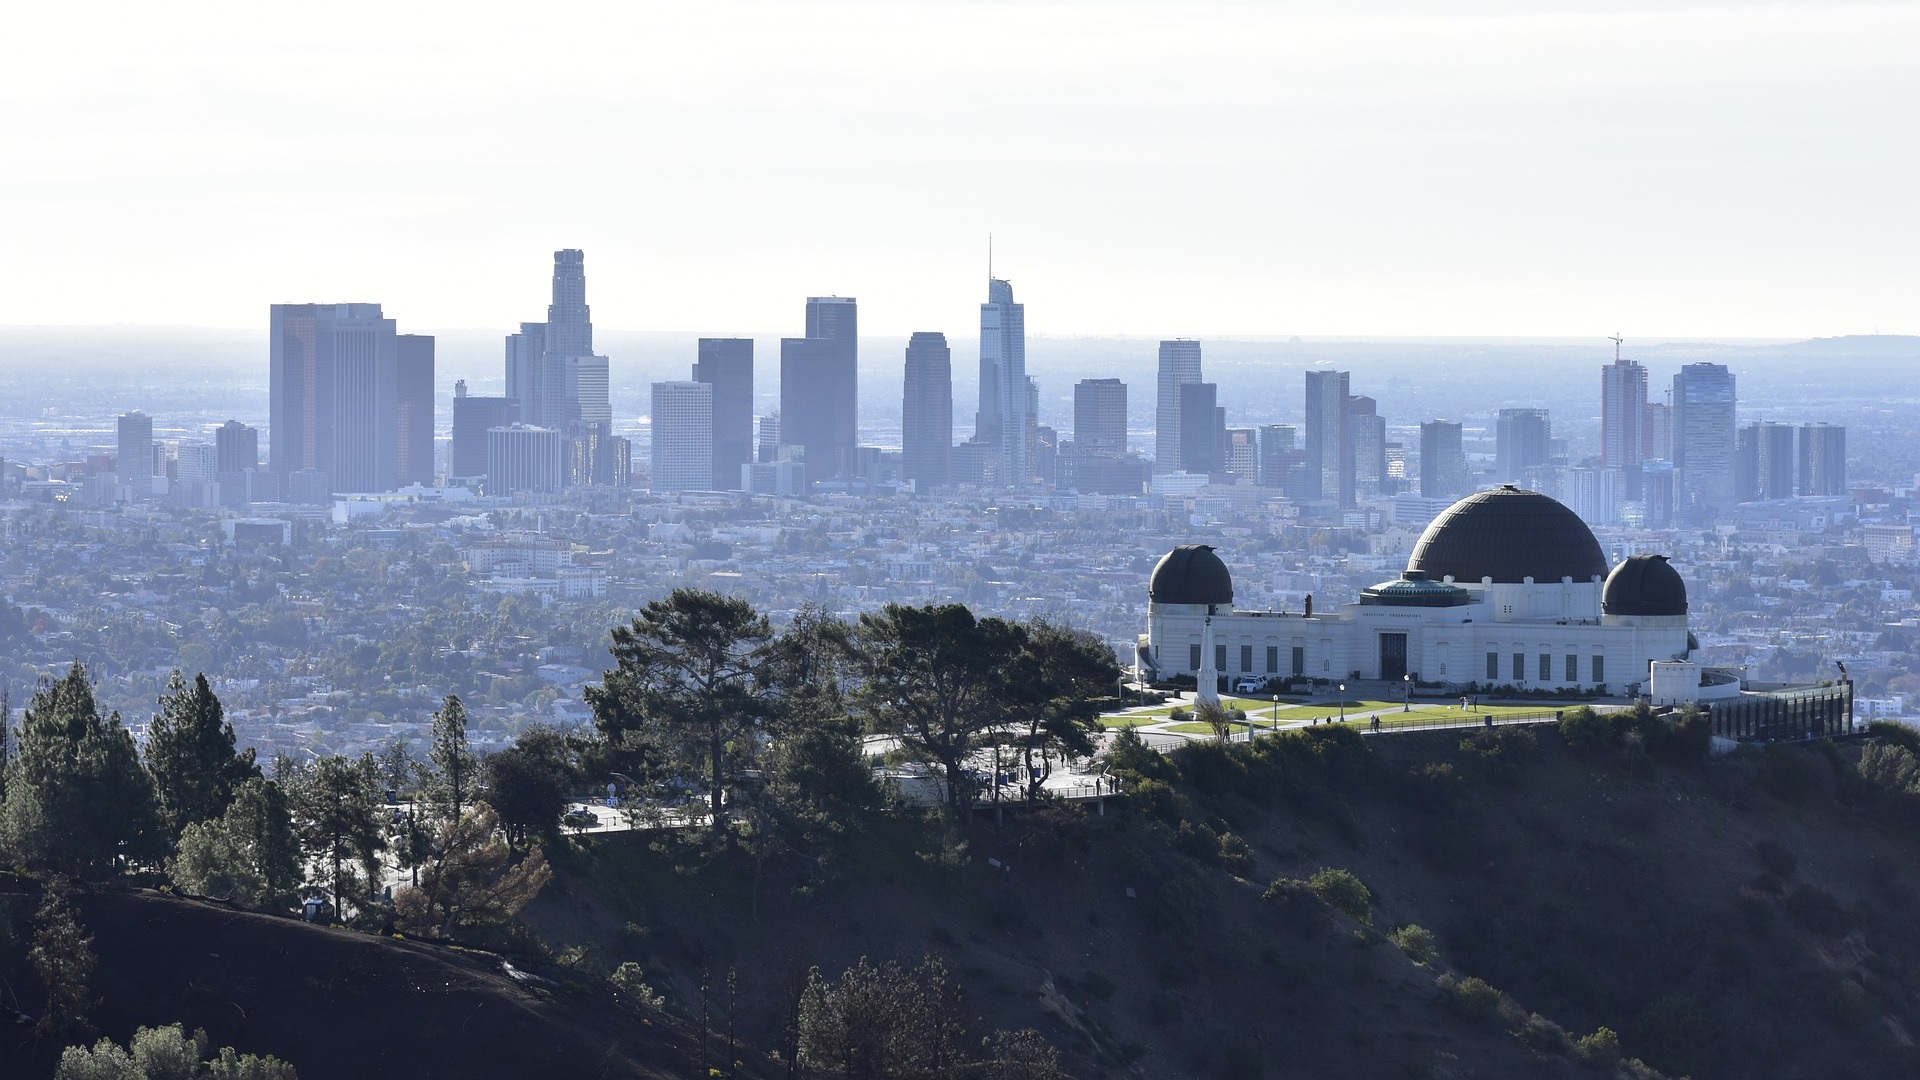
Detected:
left=4, top=0, right=1916, bottom=336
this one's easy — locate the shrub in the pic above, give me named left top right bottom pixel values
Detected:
left=610, top=962, right=666, bottom=1009
left=1216, top=831, right=1256, bottom=877
left=1390, top=924, right=1438, bottom=966
left=1437, top=974, right=1500, bottom=1019
left=1307, top=868, right=1372, bottom=924
left=1559, top=706, right=1614, bottom=754
left=1574, top=1026, right=1621, bottom=1067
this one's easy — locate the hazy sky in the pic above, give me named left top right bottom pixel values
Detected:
left=3, top=1, right=1914, bottom=338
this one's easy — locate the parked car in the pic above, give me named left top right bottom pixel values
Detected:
left=1234, top=678, right=1267, bottom=694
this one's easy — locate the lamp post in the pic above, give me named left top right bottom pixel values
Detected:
left=1339, top=683, right=1347, bottom=724
left=1271, top=694, right=1280, bottom=732
left=1403, top=672, right=1412, bottom=712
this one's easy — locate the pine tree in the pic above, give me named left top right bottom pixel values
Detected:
left=1, top=663, right=162, bottom=878
left=170, top=777, right=302, bottom=911
left=288, top=754, right=386, bottom=920
left=144, top=671, right=260, bottom=841
left=31, top=885, right=97, bottom=1040
left=426, top=696, right=477, bottom=823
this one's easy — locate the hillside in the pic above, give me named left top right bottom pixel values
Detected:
left=523, top=724, right=1920, bottom=1079
left=0, top=882, right=752, bottom=1080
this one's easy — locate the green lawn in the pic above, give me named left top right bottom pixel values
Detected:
left=1100, top=714, right=1165, bottom=729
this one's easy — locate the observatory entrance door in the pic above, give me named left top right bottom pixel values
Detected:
left=1379, top=633, right=1407, bottom=681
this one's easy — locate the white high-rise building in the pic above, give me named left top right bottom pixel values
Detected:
left=651, top=381, right=714, bottom=492
left=175, top=442, right=219, bottom=483
left=486, top=424, right=564, bottom=494
left=1154, top=340, right=1203, bottom=474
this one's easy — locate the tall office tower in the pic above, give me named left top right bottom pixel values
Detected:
left=973, top=278, right=1028, bottom=484
left=1177, top=382, right=1220, bottom=473
left=595, top=432, right=632, bottom=488
left=1495, top=408, right=1551, bottom=483
left=214, top=420, right=258, bottom=475
left=1073, top=378, right=1128, bottom=457
left=1303, top=369, right=1352, bottom=505
left=486, top=424, right=564, bottom=494
left=1798, top=423, right=1847, bottom=496
left=505, top=250, right=610, bottom=433
left=1601, top=357, right=1648, bottom=498
left=1419, top=420, right=1469, bottom=500
left=568, top=421, right=628, bottom=486
left=757, top=412, right=781, bottom=463
left=449, top=381, right=520, bottom=481
left=1154, top=340, right=1203, bottom=473
left=117, top=410, right=154, bottom=488
left=1736, top=421, right=1796, bottom=501
left=652, top=382, right=714, bottom=492
left=902, top=332, right=952, bottom=490
left=694, top=338, right=755, bottom=490
left=780, top=297, right=858, bottom=480
left=270, top=303, right=399, bottom=493
left=394, top=333, right=434, bottom=487
left=1224, top=428, right=1258, bottom=481
left=1349, top=395, right=1386, bottom=498
left=174, top=443, right=218, bottom=483
left=504, top=322, right=548, bottom=417
left=1643, top=462, right=1675, bottom=528
left=1672, top=362, right=1736, bottom=516
left=1644, top=401, right=1672, bottom=462
left=1257, top=424, right=1296, bottom=488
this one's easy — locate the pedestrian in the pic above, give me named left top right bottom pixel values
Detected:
left=1371, top=716, right=1381, bottom=733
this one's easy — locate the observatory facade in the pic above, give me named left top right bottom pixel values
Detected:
left=1140, top=486, right=1701, bottom=699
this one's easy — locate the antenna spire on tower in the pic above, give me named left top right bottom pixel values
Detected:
left=988, top=233, right=994, bottom=283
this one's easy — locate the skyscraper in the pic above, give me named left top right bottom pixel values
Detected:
left=651, top=381, right=714, bottom=492
left=975, top=278, right=1028, bottom=484
left=504, top=250, right=610, bottom=433
left=1601, top=357, right=1647, bottom=497
left=1177, top=382, right=1221, bottom=474
left=1495, top=408, right=1551, bottom=484
left=1736, top=421, right=1796, bottom=502
left=1420, top=420, right=1468, bottom=500
left=117, top=410, right=154, bottom=489
left=694, top=338, right=754, bottom=491
left=1349, top=395, right=1386, bottom=499
left=1672, top=362, right=1736, bottom=516
left=450, top=383, right=520, bottom=481
left=1073, top=378, right=1128, bottom=458
left=1154, top=340, right=1203, bottom=474
left=902, top=332, right=952, bottom=490
left=780, top=297, right=858, bottom=480
left=214, top=420, right=258, bottom=475
left=1257, top=424, right=1297, bottom=489
left=1303, top=369, right=1351, bottom=506
left=270, top=303, right=399, bottom=493
left=1798, top=423, right=1847, bottom=496
left=395, top=333, right=435, bottom=487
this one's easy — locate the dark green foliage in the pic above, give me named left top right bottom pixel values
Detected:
left=425, top=695, right=477, bottom=823
left=1307, top=867, right=1373, bottom=924
left=586, top=588, right=776, bottom=832
left=55, top=1024, right=299, bottom=1080
left=1437, top=974, right=1501, bottom=1019
left=795, top=956, right=969, bottom=1079
left=1391, top=924, right=1439, bottom=966
left=1, top=663, right=162, bottom=878
left=851, top=603, right=1022, bottom=811
left=286, top=754, right=387, bottom=919
left=143, top=672, right=259, bottom=842
left=32, top=885, right=97, bottom=1040
left=170, top=778, right=301, bottom=911
left=1105, top=727, right=1174, bottom=784
left=1867, top=721, right=1920, bottom=754
left=1559, top=706, right=1614, bottom=754
left=481, top=746, right=568, bottom=849
left=999, top=620, right=1120, bottom=803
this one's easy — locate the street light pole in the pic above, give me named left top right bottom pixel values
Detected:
left=1403, top=672, right=1412, bottom=712
left=1339, top=683, right=1346, bottom=724
left=1271, top=694, right=1280, bottom=732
